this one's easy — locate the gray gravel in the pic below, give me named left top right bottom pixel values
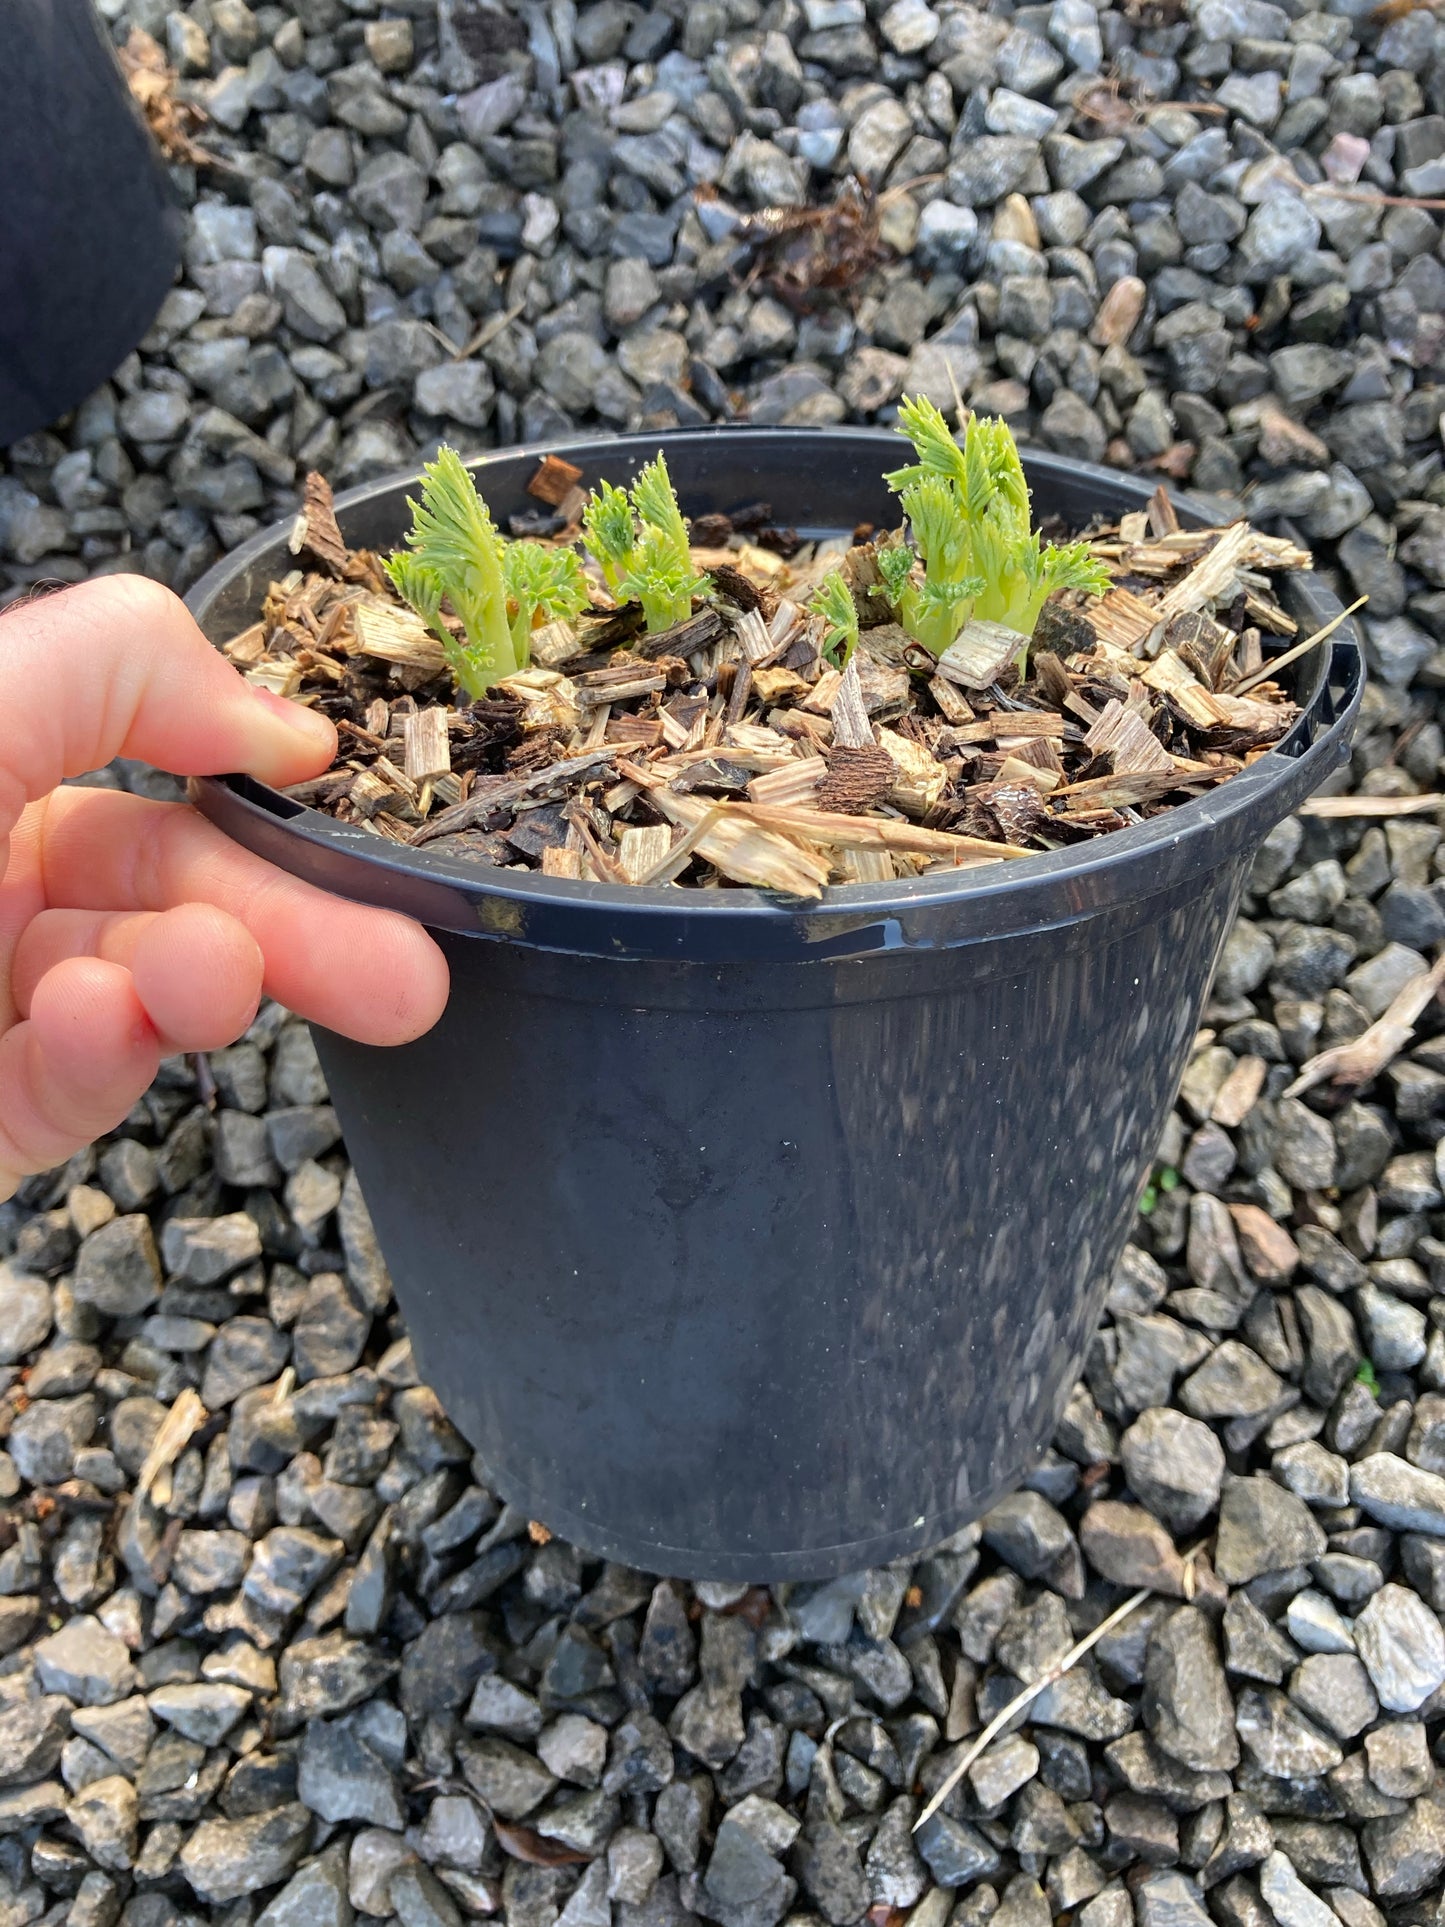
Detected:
left=4, top=0, right=1445, bottom=1924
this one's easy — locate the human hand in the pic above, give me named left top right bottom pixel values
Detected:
left=0, top=575, right=451, bottom=1200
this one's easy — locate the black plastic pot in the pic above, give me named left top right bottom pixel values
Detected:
left=189, top=428, right=1362, bottom=1581
left=0, top=0, right=182, bottom=446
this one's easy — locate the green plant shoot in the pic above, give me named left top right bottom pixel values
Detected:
left=882, top=396, right=1111, bottom=660
left=385, top=446, right=519, bottom=693
left=810, top=571, right=860, bottom=670
left=386, top=446, right=593, bottom=696
left=581, top=479, right=636, bottom=596
left=502, top=540, right=589, bottom=660
left=382, top=551, right=471, bottom=688
left=583, top=454, right=708, bottom=634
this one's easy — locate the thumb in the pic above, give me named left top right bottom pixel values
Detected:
left=0, top=576, right=336, bottom=836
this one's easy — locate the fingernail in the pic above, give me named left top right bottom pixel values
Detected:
left=252, top=686, right=335, bottom=744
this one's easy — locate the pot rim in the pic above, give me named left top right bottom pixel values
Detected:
left=190, top=426, right=1363, bottom=957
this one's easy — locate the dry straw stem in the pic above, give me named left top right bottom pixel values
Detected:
left=1231, top=596, right=1367, bottom=697
left=1284, top=950, right=1445, bottom=1098
left=737, top=803, right=1029, bottom=861
left=914, top=1540, right=1208, bottom=1831
left=135, top=1388, right=207, bottom=1506
left=1301, top=794, right=1444, bottom=818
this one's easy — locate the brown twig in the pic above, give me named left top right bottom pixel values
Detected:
left=914, top=1540, right=1208, bottom=1831
left=1283, top=952, right=1445, bottom=1098
left=1306, top=184, right=1445, bottom=210
left=1231, top=596, right=1366, bottom=697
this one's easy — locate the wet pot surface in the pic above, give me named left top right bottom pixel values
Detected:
left=191, top=429, right=1362, bottom=1579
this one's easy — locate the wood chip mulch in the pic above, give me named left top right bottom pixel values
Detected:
left=218, top=471, right=1316, bottom=899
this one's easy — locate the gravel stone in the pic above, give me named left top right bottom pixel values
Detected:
left=1351, top=1582, right=1445, bottom=1711
left=0, top=1264, right=54, bottom=1361
left=1121, top=1410, right=1226, bottom=1531
left=1215, top=1477, right=1328, bottom=1585
left=1350, top=1454, right=1445, bottom=1534
left=299, top=1712, right=406, bottom=1828
left=1143, top=1607, right=1240, bottom=1772
left=35, top=1615, right=137, bottom=1706
left=1234, top=1689, right=1343, bottom=1779
left=72, top=1216, right=161, bottom=1315
left=180, top=1804, right=313, bottom=1903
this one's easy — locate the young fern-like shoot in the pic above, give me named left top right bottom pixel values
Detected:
left=810, top=571, right=860, bottom=669
left=386, top=446, right=518, bottom=694
left=582, top=454, right=709, bottom=635
left=502, top=542, right=589, bottom=659
left=882, top=396, right=1111, bottom=664
left=582, top=479, right=636, bottom=596
left=617, top=526, right=708, bottom=636
left=384, top=550, right=451, bottom=661
left=898, top=475, right=985, bottom=656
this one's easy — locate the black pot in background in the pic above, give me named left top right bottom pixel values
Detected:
left=189, top=429, right=1363, bottom=1581
left=0, top=0, right=182, bottom=447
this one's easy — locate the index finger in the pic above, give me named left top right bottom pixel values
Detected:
left=32, top=785, right=450, bottom=1046
left=0, top=575, right=337, bottom=839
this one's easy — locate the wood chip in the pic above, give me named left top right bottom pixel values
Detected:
left=1141, top=651, right=1229, bottom=728
left=1285, top=953, right=1445, bottom=1099
left=936, top=620, right=1027, bottom=691
left=575, top=674, right=665, bottom=708
left=136, top=1389, right=207, bottom=1505
left=853, top=652, right=912, bottom=718
left=636, top=608, right=727, bottom=660
left=246, top=660, right=305, bottom=699
left=289, top=471, right=354, bottom=577
left=1154, top=522, right=1252, bottom=623
left=876, top=727, right=948, bottom=816
left=735, top=609, right=775, bottom=662
left=1300, top=794, right=1442, bottom=819
left=1147, top=484, right=1179, bottom=537
left=403, top=706, right=451, bottom=783
left=222, top=622, right=268, bottom=666
left=747, top=760, right=827, bottom=807
left=1088, top=587, right=1161, bottom=651
left=957, top=711, right=1067, bottom=745
left=527, top=453, right=584, bottom=506
left=817, top=744, right=897, bottom=815
left=616, top=823, right=673, bottom=883
left=993, top=754, right=1059, bottom=794
left=839, top=848, right=896, bottom=884
left=541, top=845, right=585, bottom=880
left=737, top=803, right=1030, bottom=862
left=530, top=618, right=586, bottom=667
left=623, top=771, right=832, bottom=898
left=353, top=599, right=450, bottom=675
left=973, top=781, right=1050, bottom=843
left=752, top=666, right=812, bottom=704
left=1055, top=770, right=1183, bottom=811
left=412, top=747, right=618, bottom=844
left=606, top=714, right=666, bottom=747
left=830, top=659, right=875, bottom=749
left=802, top=667, right=844, bottom=715
left=1119, top=510, right=1150, bottom=546
left=929, top=675, right=974, bottom=725
left=1084, top=699, right=1174, bottom=775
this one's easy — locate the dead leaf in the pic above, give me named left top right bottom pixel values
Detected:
left=491, top=1819, right=593, bottom=1868
left=117, top=28, right=215, bottom=165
